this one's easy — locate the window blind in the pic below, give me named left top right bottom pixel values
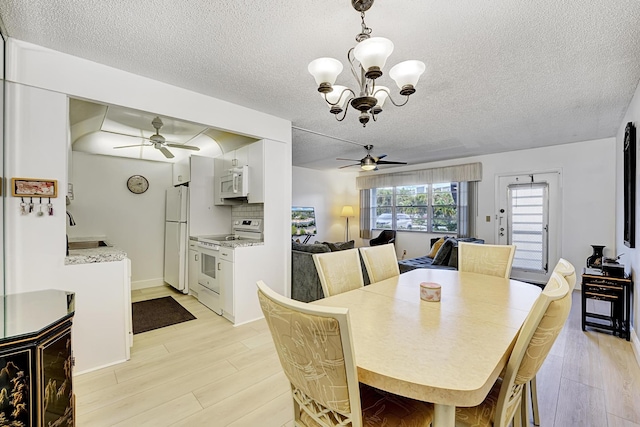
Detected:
left=356, top=162, right=482, bottom=190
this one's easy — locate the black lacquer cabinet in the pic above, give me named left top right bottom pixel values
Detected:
left=0, top=290, right=75, bottom=426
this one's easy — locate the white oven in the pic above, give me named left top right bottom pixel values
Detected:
left=197, top=240, right=222, bottom=315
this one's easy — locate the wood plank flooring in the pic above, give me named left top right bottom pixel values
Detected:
left=74, top=286, right=640, bottom=426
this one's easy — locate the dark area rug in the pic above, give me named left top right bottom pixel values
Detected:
left=132, top=296, right=196, bottom=334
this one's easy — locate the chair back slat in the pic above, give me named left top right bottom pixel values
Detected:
left=359, top=244, right=400, bottom=283
left=313, top=248, right=365, bottom=297
left=257, top=281, right=362, bottom=426
left=458, top=243, right=516, bottom=279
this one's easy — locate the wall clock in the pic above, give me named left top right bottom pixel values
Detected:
left=126, top=175, right=149, bottom=194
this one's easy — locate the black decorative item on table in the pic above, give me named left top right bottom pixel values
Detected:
left=586, top=245, right=605, bottom=268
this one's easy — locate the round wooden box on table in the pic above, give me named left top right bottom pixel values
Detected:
left=420, top=282, right=441, bottom=302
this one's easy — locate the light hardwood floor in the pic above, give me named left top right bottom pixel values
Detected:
left=74, top=286, right=640, bottom=426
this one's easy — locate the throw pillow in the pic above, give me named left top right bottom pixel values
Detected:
left=325, top=240, right=355, bottom=251
left=448, top=244, right=459, bottom=268
left=432, top=238, right=457, bottom=265
left=427, top=237, right=445, bottom=258
left=292, top=241, right=330, bottom=253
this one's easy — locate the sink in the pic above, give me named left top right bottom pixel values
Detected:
left=67, top=240, right=110, bottom=250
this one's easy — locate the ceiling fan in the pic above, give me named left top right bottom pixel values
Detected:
left=112, top=116, right=201, bottom=159
left=337, top=145, right=407, bottom=171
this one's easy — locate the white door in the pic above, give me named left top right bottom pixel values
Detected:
left=497, top=172, right=561, bottom=284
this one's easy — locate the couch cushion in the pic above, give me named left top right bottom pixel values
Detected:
left=432, top=238, right=457, bottom=265
left=292, top=241, right=330, bottom=253
left=427, top=237, right=445, bottom=258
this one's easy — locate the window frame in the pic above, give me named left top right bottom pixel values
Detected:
left=371, top=183, right=458, bottom=233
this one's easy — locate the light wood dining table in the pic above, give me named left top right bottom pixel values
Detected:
left=312, top=268, right=541, bottom=427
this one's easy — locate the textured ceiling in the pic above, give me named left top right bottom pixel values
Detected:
left=2, top=0, right=640, bottom=170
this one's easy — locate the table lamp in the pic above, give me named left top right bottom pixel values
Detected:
left=341, top=205, right=354, bottom=241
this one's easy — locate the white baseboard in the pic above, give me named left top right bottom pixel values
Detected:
left=131, top=278, right=165, bottom=290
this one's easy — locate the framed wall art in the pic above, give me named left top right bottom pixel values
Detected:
left=11, top=178, right=58, bottom=198
left=624, top=122, right=636, bottom=248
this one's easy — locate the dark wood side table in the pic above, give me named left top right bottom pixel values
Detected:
left=581, top=268, right=632, bottom=340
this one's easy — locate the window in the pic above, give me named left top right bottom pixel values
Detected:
left=371, top=183, right=458, bottom=232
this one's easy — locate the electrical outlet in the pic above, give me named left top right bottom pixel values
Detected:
left=486, top=215, right=491, bottom=222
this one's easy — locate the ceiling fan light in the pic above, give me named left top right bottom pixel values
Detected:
left=308, top=58, right=344, bottom=87
left=389, top=60, right=426, bottom=90
left=353, top=37, right=394, bottom=75
left=361, top=155, right=376, bottom=170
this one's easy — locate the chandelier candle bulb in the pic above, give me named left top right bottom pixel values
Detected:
left=420, top=282, right=441, bottom=302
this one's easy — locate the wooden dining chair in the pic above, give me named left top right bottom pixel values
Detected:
left=312, top=248, right=365, bottom=298
left=455, top=272, right=572, bottom=427
left=457, top=242, right=516, bottom=279
left=256, top=281, right=434, bottom=427
left=526, top=258, right=576, bottom=426
left=359, top=244, right=400, bottom=283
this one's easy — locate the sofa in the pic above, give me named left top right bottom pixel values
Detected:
left=291, top=240, right=370, bottom=302
left=398, top=236, right=485, bottom=273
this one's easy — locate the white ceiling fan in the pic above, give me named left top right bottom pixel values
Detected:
left=111, top=116, right=201, bottom=159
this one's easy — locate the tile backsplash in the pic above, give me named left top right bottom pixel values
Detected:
left=232, top=203, right=264, bottom=221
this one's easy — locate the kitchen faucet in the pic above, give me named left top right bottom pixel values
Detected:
left=66, top=211, right=76, bottom=256
left=66, top=211, right=76, bottom=226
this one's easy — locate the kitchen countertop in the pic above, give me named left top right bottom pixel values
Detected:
left=216, top=239, right=263, bottom=248
left=65, top=237, right=128, bottom=265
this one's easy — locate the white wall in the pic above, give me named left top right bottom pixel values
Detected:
left=616, top=79, right=640, bottom=362
left=3, top=39, right=292, bottom=370
left=292, top=166, right=362, bottom=246
left=70, top=151, right=173, bottom=286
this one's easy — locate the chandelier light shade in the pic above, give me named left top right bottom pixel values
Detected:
left=308, top=0, right=426, bottom=127
left=353, top=37, right=394, bottom=77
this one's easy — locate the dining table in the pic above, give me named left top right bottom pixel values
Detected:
left=312, top=268, right=542, bottom=427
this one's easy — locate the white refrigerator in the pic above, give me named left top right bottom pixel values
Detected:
left=164, top=186, right=188, bottom=293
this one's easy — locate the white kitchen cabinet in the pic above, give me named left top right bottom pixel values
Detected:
left=172, top=158, right=190, bottom=185
left=218, top=247, right=234, bottom=322
left=188, top=240, right=200, bottom=297
left=247, top=140, right=264, bottom=203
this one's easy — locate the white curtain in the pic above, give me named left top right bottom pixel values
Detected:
left=359, top=189, right=372, bottom=239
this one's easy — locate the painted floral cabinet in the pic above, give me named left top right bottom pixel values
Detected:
left=0, top=290, right=75, bottom=426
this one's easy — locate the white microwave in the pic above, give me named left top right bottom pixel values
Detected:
left=217, top=165, right=249, bottom=199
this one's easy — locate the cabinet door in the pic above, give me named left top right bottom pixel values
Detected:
left=173, top=158, right=190, bottom=185
left=219, top=258, right=234, bottom=321
left=40, top=327, right=74, bottom=426
left=247, top=140, right=264, bottom=203
left=188, top=248, right=200, bottom=295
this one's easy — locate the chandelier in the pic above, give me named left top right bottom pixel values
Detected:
left=308, top=0, right=426, bottom=127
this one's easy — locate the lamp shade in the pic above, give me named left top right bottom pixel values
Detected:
left=323, top=85, right=350, bottom=109
left=372, top=86, right=390, bottom=107
left=340, top=206, right=355, bottom=217
left=308, top=57, right=344, bottom=86
left=389, top=60, right=426, bottom=89
left=353, top=37, right=394, bottom=71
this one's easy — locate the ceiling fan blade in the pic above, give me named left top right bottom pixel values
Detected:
left=376, top=160, right=408, bottom=165
left=166, top=143, right=200, bottom=151
left=113, top=144, right=149, bottom=149
left=158, top=146, right=175, bottom=159
left=373, top=154, right=388, bottom=161
left=336, top=158, right=361, bottom=161
left=339, top=163, right=360, bottom=169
